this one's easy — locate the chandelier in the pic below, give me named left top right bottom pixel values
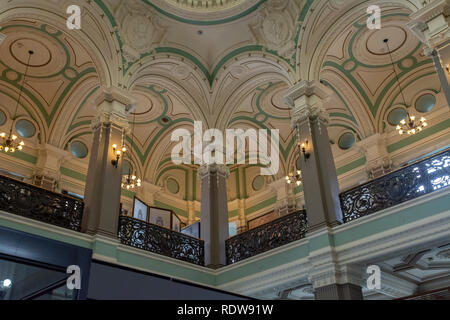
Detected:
left=121, top=170, right=142, bottom=190
left=121, top=111, right=142, bottom=190
left=286, top=169, right=302, bottom=186
left=384, top=39, right=426, bottom=136
left=0, top=51, right=33, bottom=153
left=396, top=113, right=428, bottom=135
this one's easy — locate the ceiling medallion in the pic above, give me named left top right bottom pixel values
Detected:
left=0, top=50, right=33, bottom=153
left=164, top=0, right=245, bottom=12
left=384, top=39, right=427, bottom=136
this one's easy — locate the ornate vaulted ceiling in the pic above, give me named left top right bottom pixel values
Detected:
left=0, top=0, right=448, bottom=207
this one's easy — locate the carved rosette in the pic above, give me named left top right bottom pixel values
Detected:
left=249, top=0, right=300, bottom=63
left=116, top=2, right=167, bottom=63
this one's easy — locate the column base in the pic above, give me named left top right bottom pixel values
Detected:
left=314, top=283, right=363, bottom=300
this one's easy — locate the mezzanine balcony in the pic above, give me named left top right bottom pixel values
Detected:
left=0, top=148, right=448, bottom=267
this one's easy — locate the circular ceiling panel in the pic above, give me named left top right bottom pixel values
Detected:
left=15, top=119, right=36, bottom=138
left=252, top=176, right=265, bottom=191
left=70, top=141, right=88, bottom=159
left=0, top=26, right=67, bottom=78
left=0, top=110, right=6, bottom=126
left=338, top=132, right=355, bottom=150
left=387, top=107, right=407, bottom=126
left=415, top=94, right=436, bottom=113
left=352, top=19, right=418, bottom=67
left=167, top=178, right=180, bottom=194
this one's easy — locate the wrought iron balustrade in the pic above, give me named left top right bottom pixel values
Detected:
left=0, top=174, right=84, bottom=231
left=118, top=216, right=205, bottom=266
left=340, top=149, right=450, bottom=223
left=225, top=210, right=308, bottom=265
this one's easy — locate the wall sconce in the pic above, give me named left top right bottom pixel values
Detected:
left=111, top=144, right=127, bottom=168
left=300, top=141, right=310, bottom=160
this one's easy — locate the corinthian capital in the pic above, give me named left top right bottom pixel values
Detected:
left=284, top=80, right=331, bottom=125
left=91, top=87, right=134, bottom=130
left=197, top=164, right=230, bottom=180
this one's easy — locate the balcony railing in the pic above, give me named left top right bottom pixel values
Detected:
left=0, top=174, right=84, bottom=231
left=225, top=210, right=308, bottom=265
left=340, top=149, right=450, bottom=223
left=118, top=216, right=205, bottom=266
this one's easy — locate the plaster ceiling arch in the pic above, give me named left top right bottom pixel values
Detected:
left=211, top=54, right=293, bottom=117
left=145, top=121, right=198, bottom=182
left=51, top=76, right=101, bottom=148
left=213, top=71, right=291, bottom=132
left=130, top=73, right=209, bottom=127
left=0, top=20, right=101, bottom=148
left=0, top=0, right=122, bottom=88
left=298, top=0, right=423, bottom=81
left=125, top=57, right=210, bottom=120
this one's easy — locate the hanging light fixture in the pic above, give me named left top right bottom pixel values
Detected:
left=121, top=112, right=142, bottom=190
left=384, top=39, right=427, bottom=135
left=286, top=169, right=302, bottom=186
left=0, top=50, right=33, bottom=153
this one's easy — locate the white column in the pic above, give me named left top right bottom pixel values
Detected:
left=82, top=87, right=132, bottom=238
left=284, top=80, right=343, bottom=230
left=408, top=0, right=450, bottom=107
left=198, top=164, right=230, bottom=268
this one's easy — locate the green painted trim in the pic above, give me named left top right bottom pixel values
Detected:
left=67, top=86, right=99, bottom=133
left=336, top=157, right=367, bottom=176
left=60, top=167, right=86, bottom=182
left=0, top=150, right=37, bottom=164
left=215, top=241, right=309, bottom=285
left=229, top=209, right=239, bottom=218
left=245, top=196, right=277, bottom=216
left=387, top=119, right=450, bottom=153
left=121, top=189, right=136, bottom=199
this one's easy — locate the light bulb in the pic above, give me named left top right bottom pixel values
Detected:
left=396, top=125, right=401, bottom=130
left=132, top=175, right=136, bottom=180
left=400, top=119, right=406, bottom=125
left=287, top=180, right=291, bottom=184
left=10, top=148, right=15, bottom=153
left=112, top=144, right=117, bottom=149
left=0, top=132, right=5, bottom=138
left=12, top=135, right=17, bottom=140
left=116, top=150, right=121, bottom=156
left=1, top=279, right=12, bottom=288
left=122, top=147, right=127, bottom=153
left=410, top=116, right=415, bottom=121
left=423, top=122, right=428, bottom=127
left=296, top=181, right=301, bottom=186
left=20, top=141, right=24, bottom=146
left=4, top=147, right=9, bottom=152
left=399, top=130, right=403, bottom=135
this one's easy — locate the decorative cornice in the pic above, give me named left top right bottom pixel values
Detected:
left=284, top=80, right=331, bottom=125
left=197, top=163, right=230, bottom=180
